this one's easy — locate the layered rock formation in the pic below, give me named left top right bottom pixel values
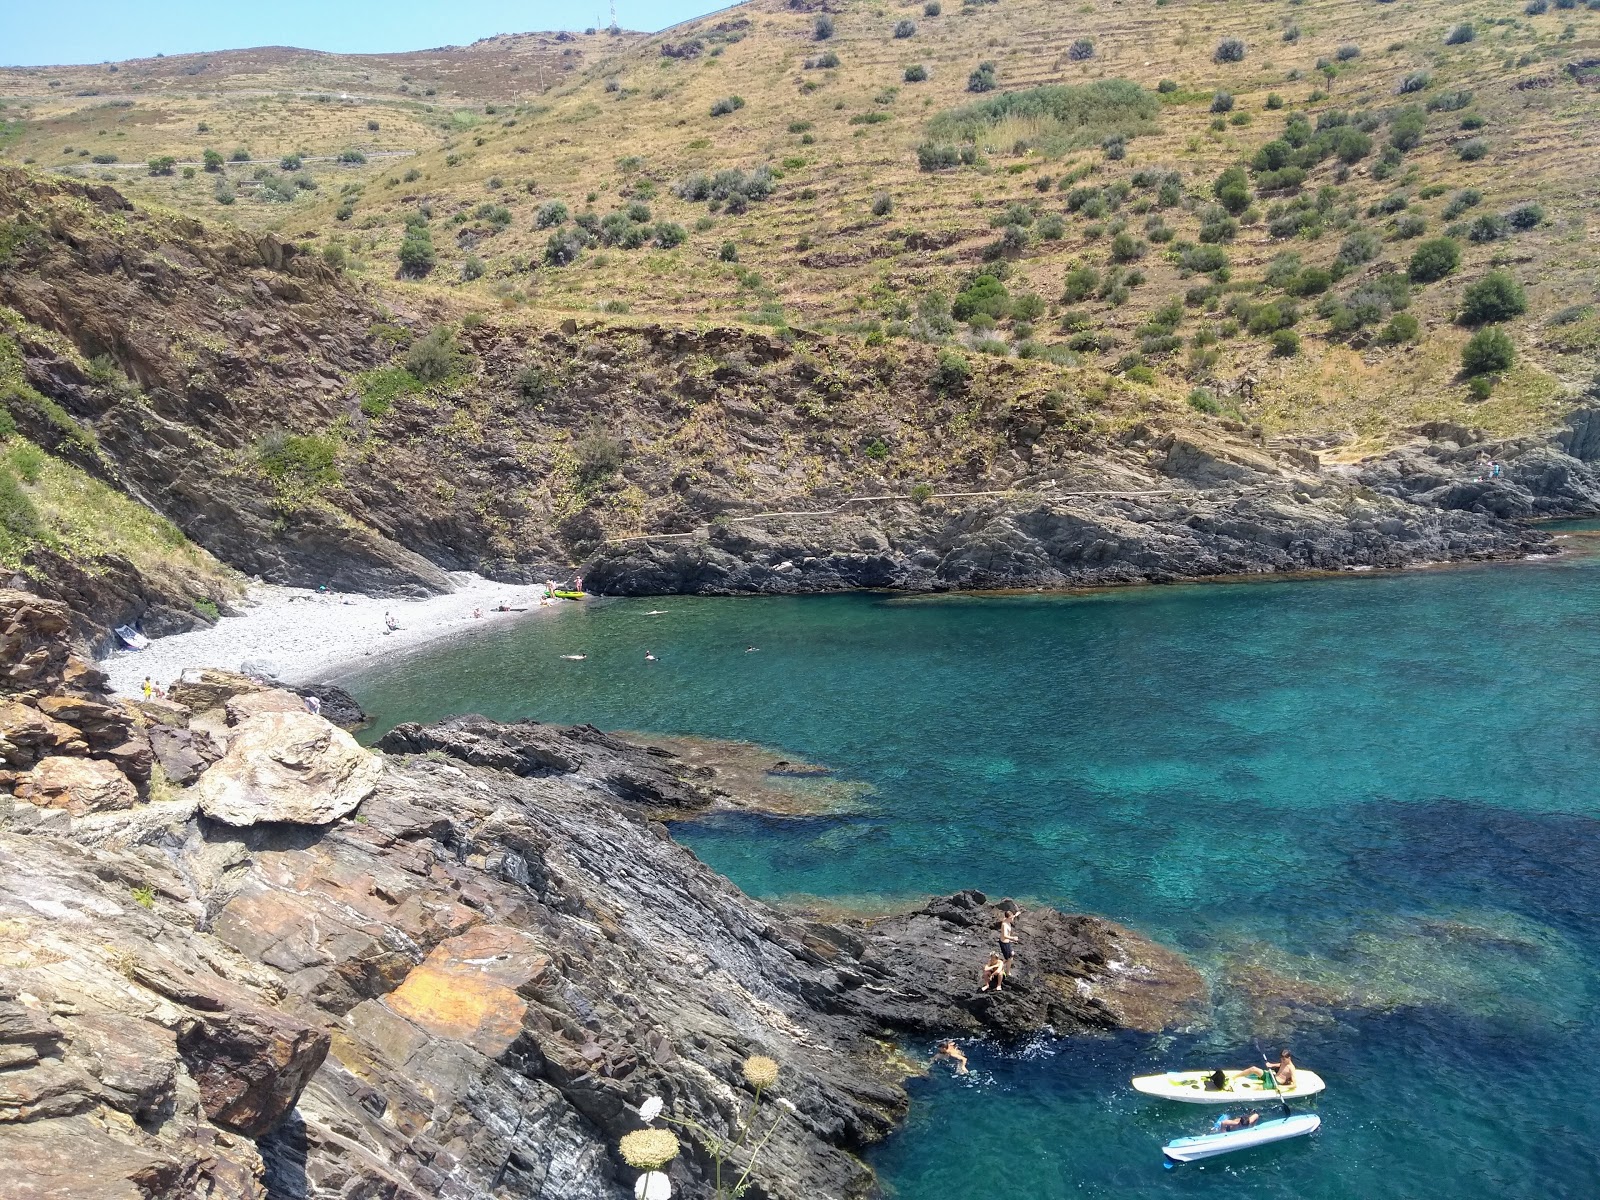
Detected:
left=0, top=592, right=1205, bottom=1200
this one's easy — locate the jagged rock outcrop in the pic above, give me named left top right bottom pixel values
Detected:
left=0, top=598, right=1205, bottom=1200
left=585, top=481, right=1550, bottom=595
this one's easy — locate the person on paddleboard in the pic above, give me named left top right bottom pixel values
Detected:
left=1216, top=1111, right=1262, bottom=1132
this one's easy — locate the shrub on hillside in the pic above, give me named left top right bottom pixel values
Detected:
left=895, top=19, right=917, bottom=37
left=1378, top=312, right=1421, bottom=344
left=1069, top=39, right=1095, bottom=61
left=544, top=226, right=586, bottom=266
left=147, top=155, right=177, bottom=175
left=1506, top=203, right=1544, bottom=230
left=932, top=348, right=971, bottom=391
left=1442, top=188, right=1482, bottom=220
left=213, top=180, right=236, bottom=205
left=805, top=51, right=841, bottom=68
left=1102, top=133, right=1127, bottom=160
left=1214, top=37, right=1246, bottom=63
left=1336, top=228, right=1381, bottom=268
left=930, top=80, right=1158, bottom=157
left=925, top=0, right=941, bottom=12
left=916, top=142, right=961, bottom=170
left=1467, top=212, right=1508, bottom=243
left=1460, top=272, right=1526, bottom=324
left=1397, top=71, right=1431, bottom=95
left=405, top=328, right=460, bottom=382
left=202, top=149, right=224, bottom=172
left=535, top=200, right=570, bottom=228
left=398, top=224, right=435, bottom=277
left=905, top=64, right=929, bottom=82
left=280, top=153, right=303, bottom=170
left=1393, top=213, right=1427, bottom=239
left=1271, top=328, right=1301, bottom=356
left=814, top=14, right=834, bottom=39
left=1445, top=22, right=1475, bottom=44
left=1210, top=90, right=1234, bottom=113
left=1408, top=237, right=1460, bottom=282
left=653, top=221, right=688, bottom=248
left=967, top=61, right=999, bottom=92
left=1461, top=326, right=1515, bottom=375
left=1389, top=106, right=1426, bottom=151
left=337, top=149, right=367, bottom=164
left=1336, top=43, right=1361, bottom=61
left=1525, top=0, right=1549, bottom=12
left=710, top=95, right=746, bottom=117
left=1456, top=138, right=1489, bottom=161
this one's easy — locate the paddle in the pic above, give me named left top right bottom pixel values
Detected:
left=1254, top=1040, right=1293, bottom=1120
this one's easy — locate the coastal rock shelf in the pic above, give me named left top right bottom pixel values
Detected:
left=0, top=591, right=1200, bottom=1200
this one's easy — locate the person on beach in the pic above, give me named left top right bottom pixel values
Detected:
left=303, top=694, right=321, bottom=716
left=472, top=607, right=483, bottom=619
left=384, top=612, right=400, bottom=632
left=980, top=952, right=1007, bottom=992
left=934, top=1040, right=969, bottom=1075
left=1242, top=1050, right=1296, bottom=1089
left=141, top=677, right=154, bottom=700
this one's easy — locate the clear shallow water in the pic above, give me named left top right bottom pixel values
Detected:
left=348, top=545, right=1600, bottom=1198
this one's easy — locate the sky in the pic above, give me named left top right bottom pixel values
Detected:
left=5, top=0, right=724, bottom=67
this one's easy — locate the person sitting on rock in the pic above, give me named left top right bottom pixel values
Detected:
left=1217, top=1110, right=1262, bottom=1132
left=934, top=1040, right=969, bottom=1075
left=980, top=952, right=1007, bottom=992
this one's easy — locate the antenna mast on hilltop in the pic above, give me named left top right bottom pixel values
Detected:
left=610, top=0, right=618, bottom=30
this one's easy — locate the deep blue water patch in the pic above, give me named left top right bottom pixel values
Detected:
left=347, top=552, right=1600, bottom=1197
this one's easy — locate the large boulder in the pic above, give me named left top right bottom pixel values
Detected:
left=0, top=701, right=87, bottom=770
left=176, top=1005, right=331, bottom=1137
left=20, top=756, right=139, bottom=816
left=195, top=711, right=382, bottom=826
left=224, top=689, right=307, bottom=726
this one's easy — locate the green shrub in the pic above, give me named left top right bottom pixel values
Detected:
left=1158, top=79, right=1178, bottom=93
left=202, top=149, right=224, bottom=172
left=895, top=19, right=917, bottom=37
left=1214, top=37, right=1246, bottom=63
left=1506, top=203, right=1544, bottom=230
left=1456, top=138, right=1489, bottom=161
left=905, top=64, right=929, bottom=82
left=1110, top=232, right=1146, bottom=262
left=535, top=200, right=569, bottom=227
left=925, top=0, right=941, bottom=13
left=933, top=348, right=972, bottom=390
left=953, top=274, right=1010, bottom=321
left=256, top=432, right=340, bottom=490
left=574, top=431, right=627, bottom=484
left=398, top=224, right=435, bottom=277
left=1210, top=91, right=1234, bottom=114
left=1408, top=237, right=1460, bottom=283
left=280, top=153, right=303, bottom=170
left=967, top=61, right=999, bottom=93
left=1445, top=23, right=1475, bottom=45
left=147, top=155, right=176, bottom=175
left=1270, top=328, right=1301, bottom=356
left=337, top=148, right=367, bottom=164
left=1461, top=326, right=1514, bottom=375
left=545, top=227, right=586, bottom=266
left=871, top=191, right=893, bottom=217
left=1397, top=71, right=1430, bottom=95
left=1336, top=43, right=1361, bottom=61
left=461, top=255, right=485, bottom=281
left=910, top=482, right=935, bottom=502
left=814, top=14, right=834, bottom=39
left=404, top=327, right=460, bottom=382
left=1069, top=38, right=1095, bottom=61
left=710, top=95, right=746, bottom=117
left=1379, top=312, right=1421, bottom=344
left=1460, top=271, right=1526, bottom=324
left=1394, top=213, right=1427, bottom=239
left=1187, top=387, right=1222, bottom=414
left=1468, top=213, right=1508, bottom=243
left=1442, top=188, right=1482, bottom=220
left=357, top=366, right=422, bottom=416
left=516, top=364, right=550, bottom=403
left=1266, top=93, right=1284, bottom=110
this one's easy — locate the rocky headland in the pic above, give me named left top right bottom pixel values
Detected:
left=0, top=589, right=1205, bottom=1200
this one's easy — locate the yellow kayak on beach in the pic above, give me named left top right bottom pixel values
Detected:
left=1132, top=1068, right=1326, bottom=1104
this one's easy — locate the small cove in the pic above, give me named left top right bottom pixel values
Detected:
left=347, top=546, right=1600, bottom=1198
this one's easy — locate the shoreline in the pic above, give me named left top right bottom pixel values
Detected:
left=100, top=540, right=1591, bottom=698
left=99, top=575, right=562, bottom=696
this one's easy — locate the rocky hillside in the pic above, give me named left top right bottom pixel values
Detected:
left=0, top=589, right=1204, bottom=1199
left=5, top=0, right=1596, bottom=441
left=8, top=164, right=1600, bottom=637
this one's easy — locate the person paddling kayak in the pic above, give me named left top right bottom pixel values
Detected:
left=1242, top=1050, right=1296, bottom=1088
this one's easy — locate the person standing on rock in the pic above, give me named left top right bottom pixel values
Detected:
left=997, top=905, right=1021, bottom=971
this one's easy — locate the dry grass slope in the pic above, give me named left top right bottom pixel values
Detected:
left=3, top=0, right=1599, bottom=453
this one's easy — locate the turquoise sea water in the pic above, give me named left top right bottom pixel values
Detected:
left=348, top=537, right=1600, bottom=1198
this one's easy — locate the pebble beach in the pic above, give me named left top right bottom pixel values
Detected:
left=99, top=575, right=562, bottom=696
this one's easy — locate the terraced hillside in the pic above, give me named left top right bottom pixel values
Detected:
left=5, top=0, right=1596, bottom=451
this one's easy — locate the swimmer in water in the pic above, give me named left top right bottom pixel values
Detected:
left=560, top=654, right=587, bottom=661
left=645, top=609, right=669, bottom=615
left=645, top=651, right=656, bottom=661
left=934, top=1040, right=969, bottom=1075
left=745, top=646, right=760, bottom=652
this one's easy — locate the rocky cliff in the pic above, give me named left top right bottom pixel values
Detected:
left=0, top=591, right=1204, bottom=1200
left=4, top=169, right=1593, bottom=642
